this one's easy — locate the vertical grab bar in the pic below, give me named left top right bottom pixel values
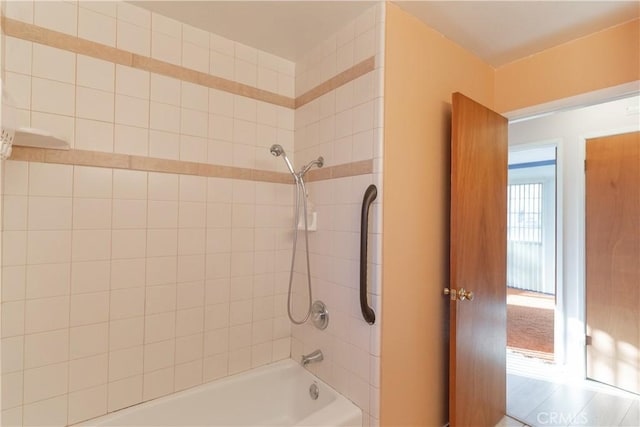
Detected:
left=360, top=184, right=377, bottom=325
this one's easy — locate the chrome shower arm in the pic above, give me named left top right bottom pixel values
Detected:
left=299, top=156, right=324, bottom=178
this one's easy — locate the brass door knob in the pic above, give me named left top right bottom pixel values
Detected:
left=458, top=288, right=474, bottom=301
left=444, top=287, right=474, bottom=301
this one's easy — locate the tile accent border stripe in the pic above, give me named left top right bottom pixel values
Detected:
left=1, top=17, right=295, bottom=109
left=2, top=19, right=377, bottom=182
left=1, top=17, right=376, bottom=111
left=304, top=159, right=374, bottom=182
left=295, top=57, right=376, bottom=108
left=9, top=147, right=373, bottom=183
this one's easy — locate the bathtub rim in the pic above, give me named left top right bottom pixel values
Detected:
left=75, top=358, right=362, bottom=426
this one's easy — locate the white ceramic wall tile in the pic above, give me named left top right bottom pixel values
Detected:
left=69, top=354, right=109, bottom=392
left=117, top=2, right=151, bottom=28
left=112, top=229, right=147, bottom=259
left=228, top=347, right=251, bottom=375
left=27, top=230, right=72, bottom=265
left=235, top=59, right=257, bottom=87
left=73, top=166, right=113, bottom=198
left=69, top=323, right=109, bottom=359
left=32, top=77, right=75, bottom=116
left=208, top=89, right=234, bottom=117
left=70, top=291, right=110, bottom=326
left=144, top=311, right=176, bottom=344
left=24, top=363, right=68, bottom=404
left=34, top=0, right=77, bottom=36
left=23, top=394, right=68, bottom=426
left=76, top=86, right=114, bottom=122
left=3, top=0, right=34, bottom=23
left=355, top=29, right=376, bottom=63
left=109, top=346, right=143, bottom=381
left=148, top=173, right=179, bottom=201
left=143, top=367, right=174, bottom=400
left=117, top=20, right=151, bottom=57
left=80, top=1, right=117, bottom=18
left=71, top=229, right=111, bottom=262
left=109, top=317, right=143, bottom=351
left=152, top=31, right=182, bottom=66
left=115, top=94, right=150, bottom=128
left=144, top=339, right=175, bottom=372
left=149, top=130, right=180, bottom=160
left=278, top=74, right=295, bottom=98
left=4, top=36, right=31, bottom=77
left=208, top=51, right=233, bottom=82
left=182, top=24, right=209, bottom=48
left=68, top=384, right=108, bottom=425
left=114, top=124, right=148, bottom=156
left=78, top=6, right=116, bottom=47
left=182, top=41, right=209, bottom=74
left=150, top=73, right=181, bottom=106
left=23, top=328, right=69, bottom=369
left=32, top=43, right=76, bottom=84
left=150, top=102, right=181, bottom=133
left=27, top=196, right=72, bottom=230
left=2, top=336, right=25, bottom=373
left=25, top=262, right=70, bottom=299
left=111, top=258, right=146, bottom=290
left=291, top=5, right=383, bottom=421
left=0, top=2, right=315, bottom=422
left=179, top=82, right=207, bottom=113
left=1, top=265, right=27, bottom=302
left=116, top=65, right=150, bottom=99
left=210, top=33, right=234, bottom=56
left=107, top=375, right=142, bottom=412
left=181, top=109, right=208, bottom=138
left=235, top=43, right=257, bottom=64
left=113, top=169, right=147, bottom=200
left=146, top=256, right=177, bottom=286
left=179, top=175, right=207, bottom=202
left=151, top=12, right=181, bottom=37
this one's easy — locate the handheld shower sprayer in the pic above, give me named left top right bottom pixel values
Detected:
left=269, top=145, right=325, bottom=325
left=270, top=144, right=296, bottom=177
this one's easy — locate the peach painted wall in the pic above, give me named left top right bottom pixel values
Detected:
left=495, top=18, right=640, bottom=113
left=381, top=4, right=494, bottom=426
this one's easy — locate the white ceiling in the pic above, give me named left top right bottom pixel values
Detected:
left=132, top=1, right=640, bottom=66
left=131, top=1, right=375, bottom=61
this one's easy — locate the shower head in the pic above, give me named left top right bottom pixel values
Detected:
left=269, top=144, right=296, bottom=176
left=270, top=144, right=285, bottom=157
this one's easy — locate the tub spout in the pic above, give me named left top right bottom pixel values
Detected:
left=301, top=349, right=323, bottom=366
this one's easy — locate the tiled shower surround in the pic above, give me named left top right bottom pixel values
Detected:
left=291, top=5, right=384, bottom=426
left=0, top=1, right=384, bottom=426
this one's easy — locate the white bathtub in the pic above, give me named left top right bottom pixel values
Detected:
left=78, top=359, right=362, bottom=426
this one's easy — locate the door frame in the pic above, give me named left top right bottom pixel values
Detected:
left=507, top=141, right=563, bottom=364
left=505, top=81, right=639, bottom=380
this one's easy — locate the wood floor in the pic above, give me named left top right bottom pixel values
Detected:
left=504, top=353, right=639, bottom=427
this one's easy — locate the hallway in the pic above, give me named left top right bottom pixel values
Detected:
left=505, top=353, right=639, bottom=426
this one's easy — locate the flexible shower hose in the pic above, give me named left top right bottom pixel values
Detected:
left=286, top=177, right=313, bottom=325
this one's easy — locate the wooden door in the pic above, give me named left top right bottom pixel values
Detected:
left=450, top=93, right=508, bottom=426
left=586, top=131, right=640, bottom=394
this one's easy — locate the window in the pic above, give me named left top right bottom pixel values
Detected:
left=507, top=182, right=543, bottom=243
